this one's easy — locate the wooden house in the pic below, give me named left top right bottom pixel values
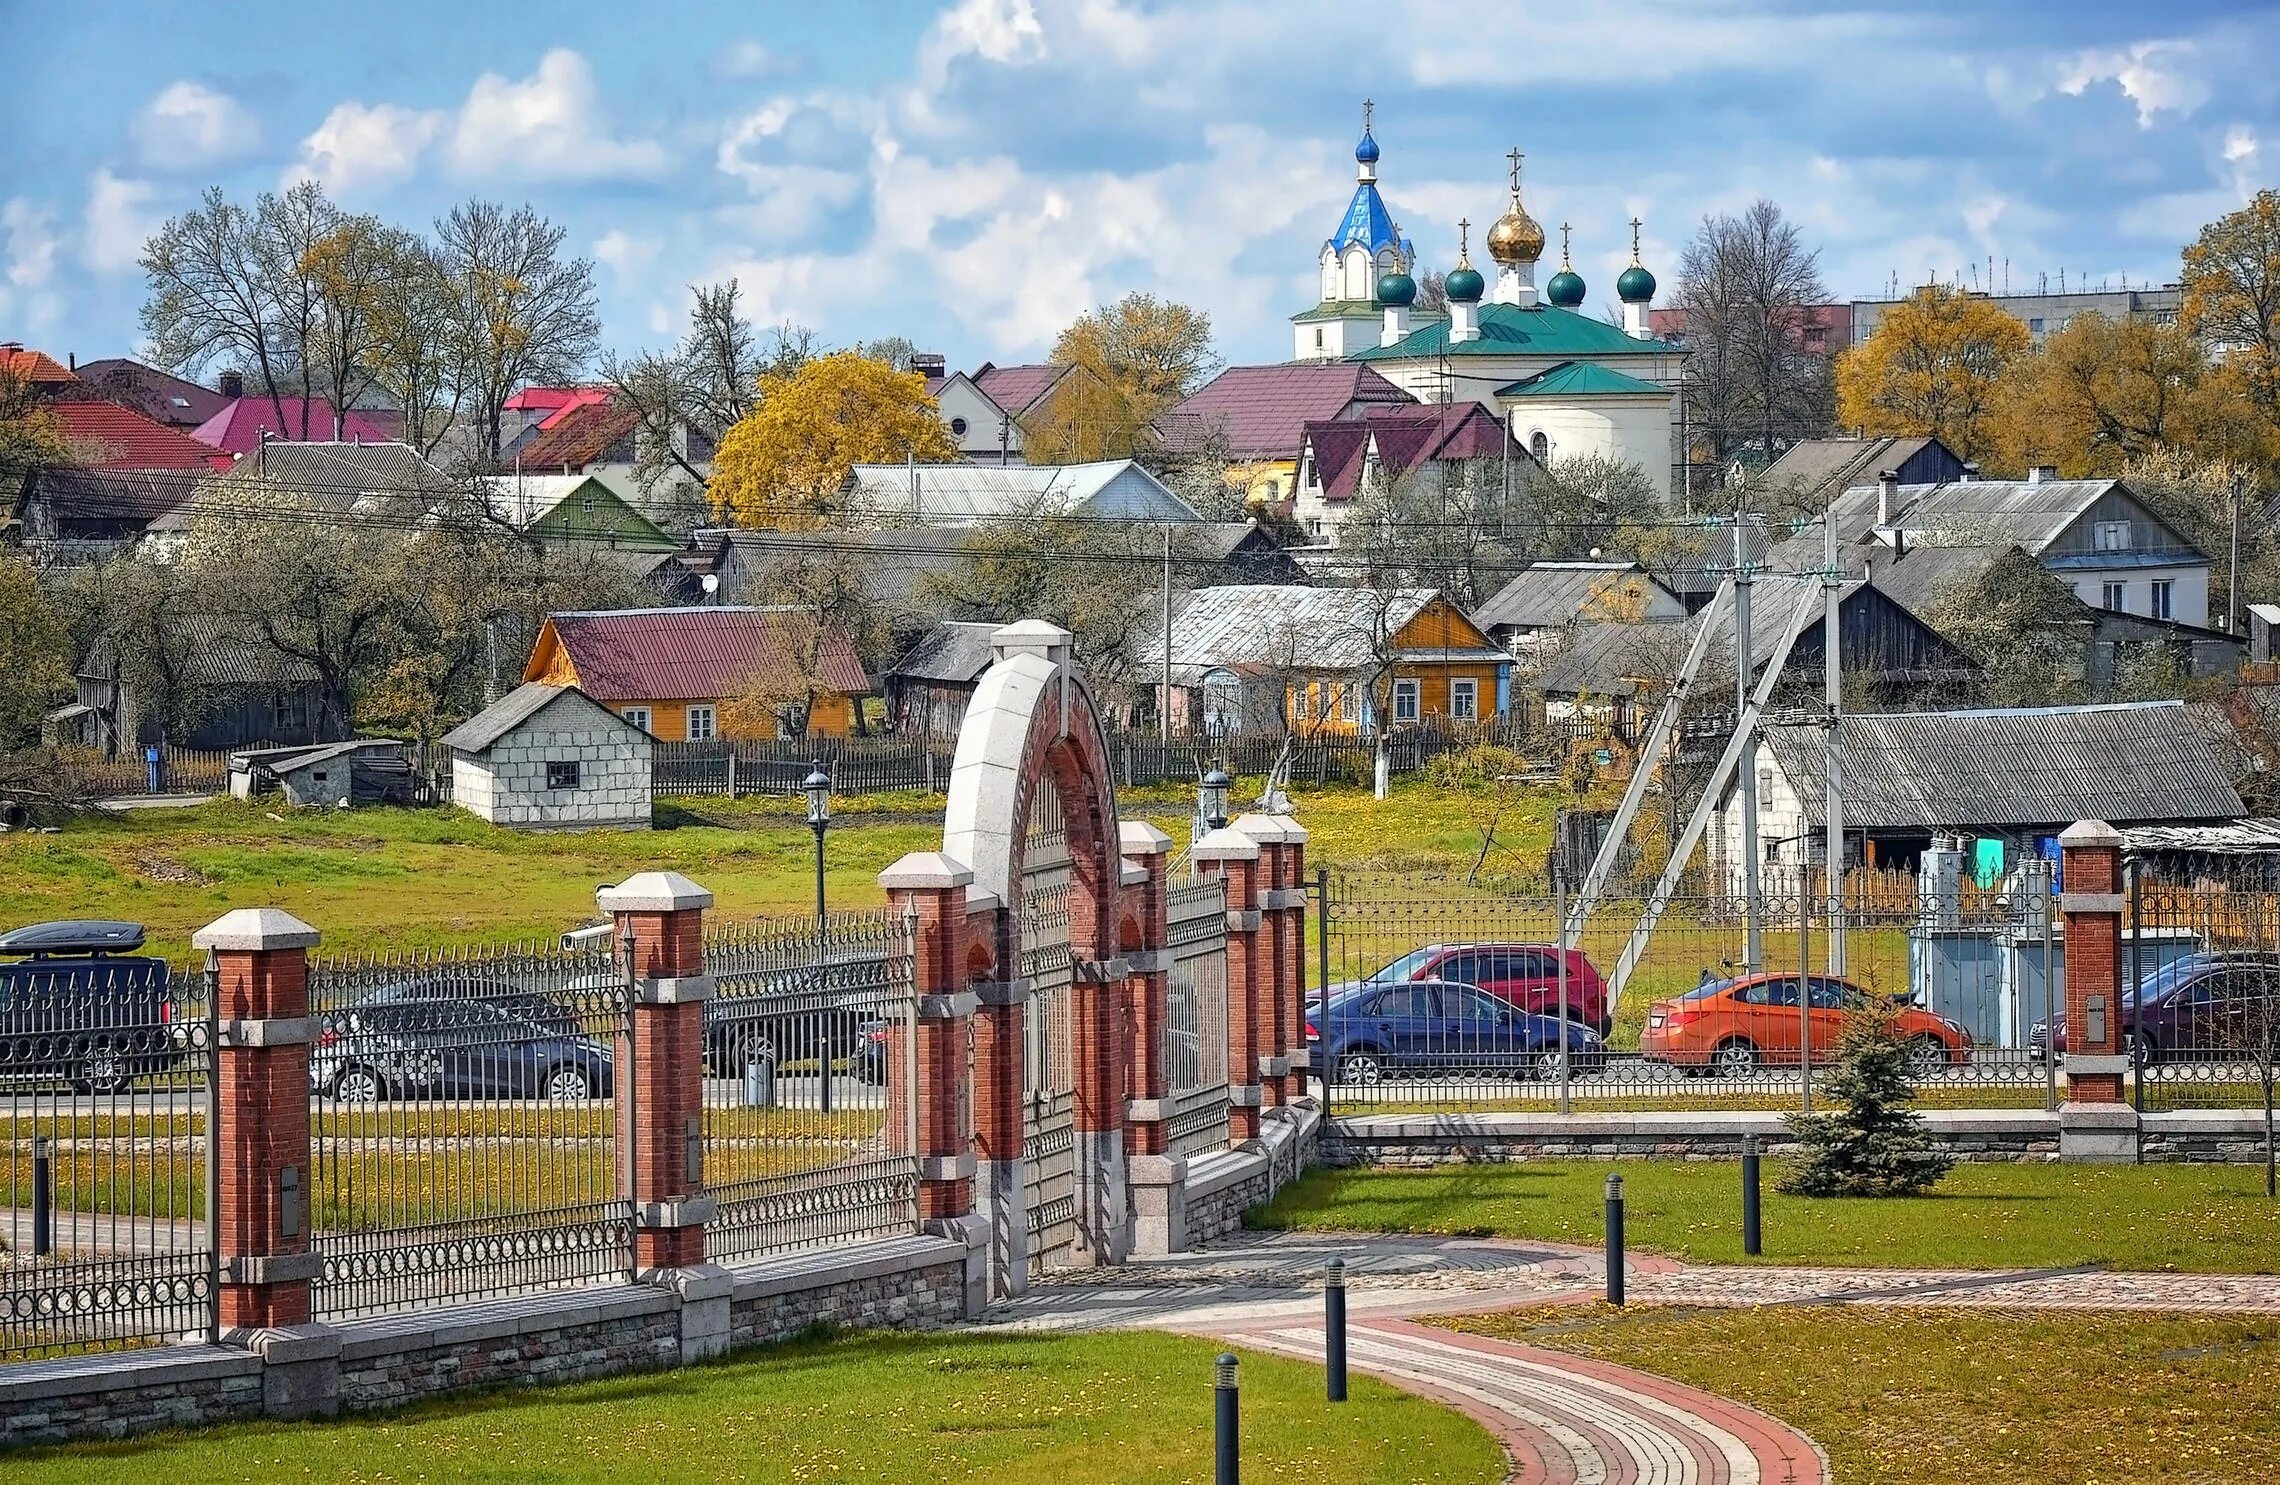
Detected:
left=523, top=607, right=873, bottom=742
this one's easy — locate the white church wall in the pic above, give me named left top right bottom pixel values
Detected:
left=1505, top=398, right=1673, bottom=502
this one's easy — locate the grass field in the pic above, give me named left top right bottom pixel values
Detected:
left=0, top=776, right=1554, bottom=960
left=1440, top=1305, right=2280, bottom=1485
left=1250, top=1161, right=2280, bottom=1272
left=3, top=1327, right=1505, bottom=1483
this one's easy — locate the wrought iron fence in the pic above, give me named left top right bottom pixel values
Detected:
left=305, top=942, right=631, bottom=1320
left=700, top=912, right=920, bottom=1261
left=1314, top=868, right=2061, bottom=1114
left=2, top=966, right=216, bottom=1361
left=2125, top=880, right=2280, bottom=1115
left=1165, top=877, right=1229, bottom=1159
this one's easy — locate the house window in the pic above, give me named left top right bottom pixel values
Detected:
left=2151, top=580, right=2174, bottom=620
left=1339, top=685, right=1359, bottom=723
left=1449, top=678, right=1479, bottom=720
left=1314, top=327, right=1325, bottom=350
left=546, top=760, right=581, bottom=790
left=2093, top=520, right=2131, bottom=551
left=1314, top=683, right=1332, bottom=721
left=621, top=706, right=651, bottom=732
left=2102, top=581, right=2127, bottom=612
left=2028, top=317, right=2045, bottom=334
left=685, top=705, right=717, bottom=741
left=1392, top=679, right=1420, bottom=723
left=272, top=693, right=309, bottom=735
left=1529, top=431, right=1550, bottom=461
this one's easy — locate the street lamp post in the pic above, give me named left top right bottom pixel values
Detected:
left=1200, top=763, right=1232, bottom=835
left=804, top=759, right=832, bottom=928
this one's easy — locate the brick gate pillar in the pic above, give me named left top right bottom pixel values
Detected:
left=198, top=909, right=322, bottom=1332
left=1281, top=821, right=1311, bottom=1103
left=1197, top=827, right=1265, bottom=1143
left=598, top=872, right=716, bottom=1277
left=1233, top=816, right=1291, bottom=1111
left=2057, top=820, right=2137, bottom=1161
left=1069, top=869, right=1136, bottom=1268
left=964, top=889, right=1026, bottom=1299
left=1118, top=823, right=1184, bottom=1255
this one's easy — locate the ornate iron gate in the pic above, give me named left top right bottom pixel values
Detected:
left=1019, top=778, right=1077, bottom=1273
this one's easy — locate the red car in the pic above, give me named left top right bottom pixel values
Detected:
left=1639, top=972, right=1973, bottom=1076
left=1335, top=943, right=1610, bottom=1035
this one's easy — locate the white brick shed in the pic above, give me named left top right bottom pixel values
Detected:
left=439, top=682, right=653, bottom=831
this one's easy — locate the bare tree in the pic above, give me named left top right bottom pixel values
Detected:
left=1340, top=452, right=1535, bottom=607
left=602, top=281, right=764, bottom=502
left=436, top=201, right=601, bottom=464
left=141, top=188, right=296, bottom=433
left=1672, top=200, right=1834, bottom=476
left=364, top=231, right=465, bottom=461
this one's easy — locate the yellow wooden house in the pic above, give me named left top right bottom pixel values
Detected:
left=1139, top=585, right=1512, bottom=737
left=523, top=607, right=872, bottom=742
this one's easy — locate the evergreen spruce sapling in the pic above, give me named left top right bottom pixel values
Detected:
left=1780, top=996, right=1954, bottom=1197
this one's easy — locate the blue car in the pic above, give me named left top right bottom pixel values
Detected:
left=1305, top=979, right=1607, bottom=1085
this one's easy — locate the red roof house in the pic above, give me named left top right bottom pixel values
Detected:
left=524, top=606, right=873, bottom=741
left=1155, top=364, right=1414, bottom=461
left=191, top=397, right=391, bottom=454
left=49, top=401, right=233, bottom=472
left=0, top=344, right=82, bottom=389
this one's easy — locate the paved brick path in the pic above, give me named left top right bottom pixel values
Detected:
left=981, top=1229, right=2280, bottom=1484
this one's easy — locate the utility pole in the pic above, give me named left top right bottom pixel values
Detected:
left=1823, top=510, right=1846, bottom=974
left=1735, top=512, right=1762, bottom=973
left=1161, top=524, right=1174, bottom=743
left=2229, top=471, right=2244, bottom=636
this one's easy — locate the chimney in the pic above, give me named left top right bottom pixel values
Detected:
left=910, top=352, right=946, bottom=378
left=1959, top=462, right=1980, bottom=483
left=219, top=370, right=245, bottom=399
left=2027, top=465, right=2057, bottom=485
left=67, top=352, right=76, bottom=372
left=1877, top=470, right=1898, bottom=529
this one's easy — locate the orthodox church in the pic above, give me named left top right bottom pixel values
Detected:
left=1290, top=108, right=1681, bottom=500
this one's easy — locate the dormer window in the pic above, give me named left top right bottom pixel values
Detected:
left=2093, top=520, right=2131, bottom=552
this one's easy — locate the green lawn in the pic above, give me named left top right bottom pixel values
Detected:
left=1440, top=1304, right=2280, bottom=1485
left=5, top=1328, right=1504, bottom=1484
left=1251, top=1161, right=2280, bottom=1272
left=0, top=777, right=1548, bottom=961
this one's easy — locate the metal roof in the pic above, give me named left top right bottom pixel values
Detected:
left=441, top=682, right=650, bottom=754
left=1758, top=701, right=2245, bottom=833
left=1530, top=619, right=1690, bottom=698
left=1496, top=361, right=1670, bottom=399
left=1474, top=562, right=1684, bottom=633
left=1353, top=303, right=1675, bottom=361
left=1753, top=436, right=1949, bottom=506
left=1136, top=585, right=1502, bottom=675
left=886, top=621, right=1001, bottom=685
left=1156, top=364, right=1413, bottom=460
left=534, top=607, right=875, bottom=702
left=1804, top=476, right=2201, bottom=561
left=838, top=459, right=1197, bottom=524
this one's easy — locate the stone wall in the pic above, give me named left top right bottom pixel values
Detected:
left=455, top=719, right=650, bottom=831
left=0, top=1233, right=970, bottom=1449
left=1184, top=1101, right=1320, bottom=1244
left=1323, top=1108, right=2277, bottom=1167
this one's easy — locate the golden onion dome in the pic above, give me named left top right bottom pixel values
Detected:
left=1487, top=192, right=1546, bottom=265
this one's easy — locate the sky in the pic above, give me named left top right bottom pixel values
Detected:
left=4, top=0, right=2278, bottom=375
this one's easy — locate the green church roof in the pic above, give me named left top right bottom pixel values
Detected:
left=1351, top=301, right=1675, bottom=360
left=1291, top=299, right=1388, bottom=323
left=1496, top=360, right=1671, bottom=398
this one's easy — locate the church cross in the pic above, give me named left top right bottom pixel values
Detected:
left=1629, top=216, right=1643, bottom=258
left=1362, top=98, right=1374, bottom=133
left=1457, top=217, right=1471, bottom=257
left=1507, top=148, right=1524, bottom=194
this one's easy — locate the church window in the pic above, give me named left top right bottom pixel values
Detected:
left=1529, top=431, right=1551, bottom=461
left=949, top=417, right=968, bottom=437
left=1314, top=327, right=1324, bottom=350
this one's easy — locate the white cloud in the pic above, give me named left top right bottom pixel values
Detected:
left=83, top=169, right=158, bottom=274
left=0, top=198, right=64, bottom=335
left=286, top=101, right=444, bottom=193
left=2058, top=39, right=2208, bottom=128
left=133, top=81, right=260, bottom=169
left=593, top=229, right=660, bottom=279
left=2224, top=126, right=2260, bottom=165
left=928, top=0, right=1048, bottom=70
left=714, top=38, right=781, bottom=78
left=447, top=49, right=669, bottom=180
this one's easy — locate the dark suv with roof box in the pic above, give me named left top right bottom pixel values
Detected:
left=0, top=920, right=179, bottom=1093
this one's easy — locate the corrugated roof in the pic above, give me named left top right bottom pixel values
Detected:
left=1759, top=701, right=2244, bottom=832
left=1135, top=585, right=1501, bottom=674
left=1754, top=437, right=1945, bottom=507
left=1778, top=476, right=2203, bottom=568
left=30, top=467, right=205, bottom=524
left=1531, top=619, right=1691, bottom=698
left=1301, top=402, right=1525, bottom=502
left=1354, top=303, right=1676, bottom=361
left=48, top=400, right=228, bottom=471
left=839, top=459, right=1197, bottom=523
left=1157, top=364, right=1413, bottom=460
left=518, top=401, right=640, bottom=469
left=190, top=397, right=391, bottom=453
left=535, top=607, right=874, bottom=702
left=1859, top=543, right=2014, bottom=620
left=1474, top=562, right=1683, bottom=633
left=886, top=621, right=1001, bottom=684
left=1497, top=361, right=1670, bottom=398
left=441, top=682, right=648, bottom=754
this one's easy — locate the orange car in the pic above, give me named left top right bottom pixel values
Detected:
left=1639, top=973, right=1973, bottom=1077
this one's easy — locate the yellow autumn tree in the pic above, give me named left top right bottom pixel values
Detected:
left=2183, top=189, right=2280, bottom=442
left=708, top=351, right=958, bottom=527
left=1835, top=285, right=2029, bottom=464
left=1986, top=313, right=2264, bottom=478
left=1030, top=293, right=1219, bottom=461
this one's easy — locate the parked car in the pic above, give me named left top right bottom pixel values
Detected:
left=850, top=1017, right=892, bottom=1086
left=0, top=919, right=178, bottom=1094
left=1304, top=979, right=1607, bottom=1085
left=1640, top=973, right=1972, bottom=1077
left=704, top=950, right=896, bottom=1076
left=351, top=975, right=590, bottom=1037
left=315, top=996, right=614, bottom=1102
left=1332, top=943, right=1611, bottom=1035
left=2031, top=951, right=2280, bottom=1064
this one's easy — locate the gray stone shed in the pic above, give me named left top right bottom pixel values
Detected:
left=440, top=682, right=653, bottom=831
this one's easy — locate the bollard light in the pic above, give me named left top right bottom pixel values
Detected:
left=1325, top=1257, right=1348, bottom=1403
left=1741, top=1134, right=1763, bottom=1257
left=1214, top=1352, right=1241, bottom=1485
left=1604, top=1172, right=1626, bottom=1307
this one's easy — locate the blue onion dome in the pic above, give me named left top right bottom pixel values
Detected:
left=1617, top=263, right=1657, bottom=303
left=1376, top=266, right=1417, bottom=307
left=1355, top=129, right=1380, bottom=166
left=1546, top=268, right=1587, bottom=307
left=1445, top=265, right=1485, bottom=303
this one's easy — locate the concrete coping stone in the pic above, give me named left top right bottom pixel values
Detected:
left=1123, top=948, right=1173, bottom=976
left=634, top=1194, right=718, bottom=1229
left=1119, top=859, right=1150, bottom=887
left=964, top=886, right=1003, bottom=915
left=1192, top=828, right=1262, bottom=862
left=0, top=1340, right=262, bottom=1403
left=1127, top=1152, right=1188, bottom=1185
left=726, top=1233, right=966, bottom=1303
left=918, top=1152, right=978, bottom=1181
left=1119, top=820, right=1173, bottom=856
left=2063, top=1055, right=2132, bottom=1076
left=193, top=907, right=320, bottom=952
left=1328, top=1108, right=2061, bottom=1139
left=970, top=978, right=1031, bottom=1008
left=635, top=974, right=714, bottom=1005
left=1259, top=888, right=1311, bottom=910
left=333, top=1282, right=679, bottom=1362
left=598, top=870, right=714, bottom=914
left=2058, top=1102, right=2142, bottom=1128
left=223, top=1251, right=324, bottom=1285
left=2058, top=892, right=2124, bottom=915
left=1231, top=813, right=1299, bottom=843
left=1126, top=1097, right=1176, bottom=1122
left=879, top=851, right=975, bottom=892
left=2145, top=1108, right=2280, bottom=1131
left=216, top=1016, right=316, bottom=1049
left=2059, top=819, right=2124, bottom=848
left=918, top=991, right=980, bottom=1020
left=230, top=1322, right=341, bottom=1363
left=1184, top=1146, right=1270, bottom=1201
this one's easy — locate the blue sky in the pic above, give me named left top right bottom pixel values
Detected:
left=5, top=0, right=2278, bottom=372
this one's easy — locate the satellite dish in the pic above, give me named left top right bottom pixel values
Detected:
left=701, top=573, right=720, bottom=598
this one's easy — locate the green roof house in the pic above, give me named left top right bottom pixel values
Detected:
left=479, top=473, right=680, bottom=552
